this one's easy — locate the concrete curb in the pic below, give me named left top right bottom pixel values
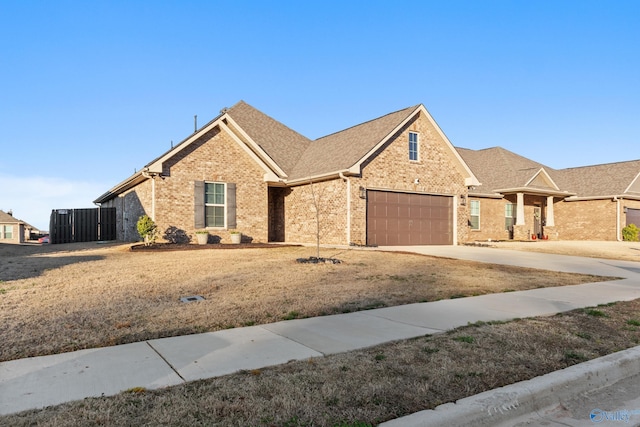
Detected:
left=379, top=345, right=640, bottom=426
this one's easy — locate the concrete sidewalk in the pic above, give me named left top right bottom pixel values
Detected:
left=1, top=245, right=640, bottom=422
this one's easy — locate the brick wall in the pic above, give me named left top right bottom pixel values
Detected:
left=103, top=180, right=152, bottom=242
left=351, top=112, right=469, bottom=245
left=554, top=199, right=617, bottom=240
left=467, top=197, right=511, bottom=241
left=284, top=179, right=348, bottom=245
left=107, top=127, right=269, bottom=243
left=154, top=127, right=268, bottom=243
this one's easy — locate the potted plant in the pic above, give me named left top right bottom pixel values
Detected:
left=195, top=230, right=209, bottom=245
left=230, top=230, right=241, bottom=244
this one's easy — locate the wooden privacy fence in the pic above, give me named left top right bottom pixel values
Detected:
left=49, top=208, right=116, bottom=244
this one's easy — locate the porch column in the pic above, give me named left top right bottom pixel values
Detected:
left=546, top=196, right=555, bottom=226
left=516, top=192, right=525, bottom=225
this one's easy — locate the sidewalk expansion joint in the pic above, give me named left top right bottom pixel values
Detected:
left=145, top=341, right=186, bottom=383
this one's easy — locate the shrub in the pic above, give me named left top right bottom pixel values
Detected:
left=136, top=215, right=157, bottom=245
left=622, top=223, right=639, bottom=242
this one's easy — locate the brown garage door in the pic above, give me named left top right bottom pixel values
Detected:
left=367, top=191, right=453, bottom=246
left=627, top=208, right=640, bottom=227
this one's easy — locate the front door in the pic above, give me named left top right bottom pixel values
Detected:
left=533, top=206, right=542, bottom=238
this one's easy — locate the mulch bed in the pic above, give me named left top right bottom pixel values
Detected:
left=130, top=243, right=298, bottom=251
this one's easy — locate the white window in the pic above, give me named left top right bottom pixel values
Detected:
left=2, top=225, right=13, bottom=239
left=205, top=182, right=226, bottom=228
left=409, top=132, right=419, bottom=161
left=469, top=200, right=480, bottom=230
left=505, top=203, right=517, bottom=230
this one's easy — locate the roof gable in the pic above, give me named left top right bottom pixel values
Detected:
left=457, top=147, right=558, bottom=194
left=225, top=101, right=311, bottom=174
left=288, top=104, right=479, bottom=186
left=626, top=171, right=640, bottom=195
left=525, top=168, right=560, bottom=191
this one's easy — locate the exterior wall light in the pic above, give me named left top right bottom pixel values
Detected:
left=359, top=186, right=367, bottom=199
left=460, top=195, right=467, bottom=206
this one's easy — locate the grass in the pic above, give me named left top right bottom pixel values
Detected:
left=0, top=243, right=614, bottom=362
left=2, top=299, right=639, bottom=426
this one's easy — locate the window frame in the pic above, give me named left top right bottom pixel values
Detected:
left=2, top=225, right=13, bottom=239
left=408, top=131, right=419, bottom=161
left=469, top=200, right=480, bottom=230
left=505, top=203, right=517, bottom=230
left=204, top=182, right=226, bottom=228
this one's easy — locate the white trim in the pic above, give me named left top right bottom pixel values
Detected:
left=616, top=197, right=622, bottom=241
left=223, top=116, right=288, bottom=177
left=147, top=119, right=222, bottom=173
left=452, top=195, right=458, bottom=245
left=218, top=121, right=286, bottom=179
left=408, top=131, right=419, bottom=162
left=546, top=195, right=555, bottom=227
left=469, top=199, right=480, bottom=230
left=493, top=187, right=574, bottom=197
left=339, top=172, right=351, bottom=244
left=516, top=193, right=525, bottom=226
left=624, top=171, right=640, bottom=194
left=564, top=195, right=640, bottom=202
left=524, top=168, right=560, bottom=191
left=351, top=105, right=480, bottom=187
left=204, top=182, right=227, bottom=228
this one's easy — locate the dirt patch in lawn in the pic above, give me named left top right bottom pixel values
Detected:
left=0, top=244, right=614, bottom=362
left=4, top=299, right=639, bottom=426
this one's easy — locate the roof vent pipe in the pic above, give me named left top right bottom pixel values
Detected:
left=194, top=115, right=198, bottom=133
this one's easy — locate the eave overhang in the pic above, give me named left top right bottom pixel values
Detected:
left=492, top=187, right=576, bottom=197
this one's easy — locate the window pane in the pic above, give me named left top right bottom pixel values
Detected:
left=205, top=183, right=216, bottom=204
left=205, top=206, right=225, bottom=227
left=4, top=225, right=13, bottom=239
left=214, top=183, right=225, bottom=205
left=409, top=132, right=418, bottom=161
left=470, top=200, right=479, bottom=216
left=470, top=216, right=480, bottom=230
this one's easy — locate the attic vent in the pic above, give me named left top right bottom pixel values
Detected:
left=180, top=295, right=205, bottom=303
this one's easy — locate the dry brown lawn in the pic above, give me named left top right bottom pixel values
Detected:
left=488, top=240, right=640, bottom=262
left=0, top=242, right=613, bottom=362
left=3, top=299, right=639, bottom=427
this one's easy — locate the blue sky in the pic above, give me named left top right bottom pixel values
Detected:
left=1, top=0, right=638, bottom=230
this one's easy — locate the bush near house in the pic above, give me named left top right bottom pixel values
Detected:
left=622, top=224, right=639, bottom=242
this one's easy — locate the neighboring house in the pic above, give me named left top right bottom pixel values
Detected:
left=0, top=210, right=32, bottom=244
left=457, top=147, right=640, bottom=241
left=95, top=101, right=640, bottom=245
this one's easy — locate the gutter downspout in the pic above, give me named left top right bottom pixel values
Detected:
left=339, top=172, right=351, bottom=245
left=615, top=197, right=622, bottom=241
left=141, top=169, right=156, bottom=221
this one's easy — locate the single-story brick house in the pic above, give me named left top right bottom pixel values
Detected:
left=0, top=210, right=39, bottom=244
left=95, top=101, right=640, bottom=245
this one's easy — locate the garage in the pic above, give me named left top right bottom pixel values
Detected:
left=627, top=207, right=640, bottom=227
left=366, top=190, right=453, bottom=246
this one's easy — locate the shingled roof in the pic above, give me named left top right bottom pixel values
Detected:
left=457, top=146, right=640, bottom=199
left=288, top=105, right=419, bottom=180
left=226, top=101, right=311, bottom=175
left=0, top=210, right=22, bottom=223
left=558, top=160, right=640, bottom=198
